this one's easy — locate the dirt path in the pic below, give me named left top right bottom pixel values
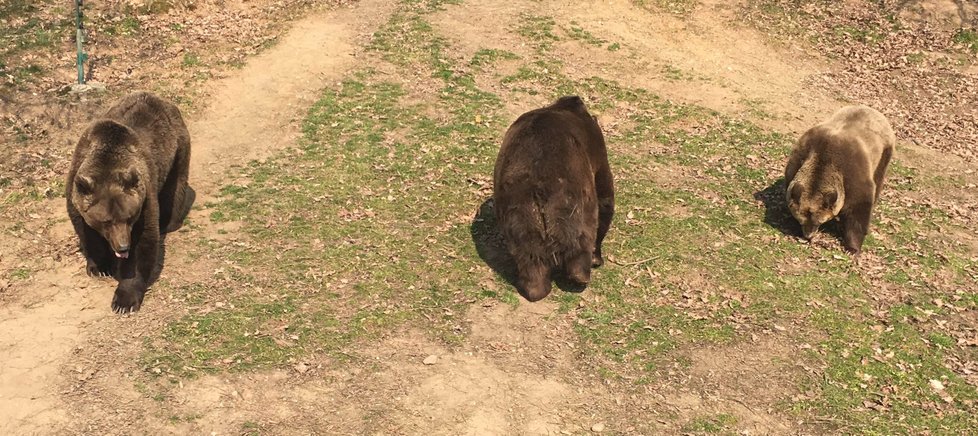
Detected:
left=188, top=10, right=364, bottom=197
left=433, top=0, right=840, bottom=135
left=0, top=1, right=392, bottom=433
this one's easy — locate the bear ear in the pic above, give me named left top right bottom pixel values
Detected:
left=120, top=168, right=140, bottom=191
left=553, top=95, right=587, bottom=112
left=788, top=183, right=803, bottom=203
left=823, top=191, right=838, bottom=208
left=75, top=175, right=95, bottom=195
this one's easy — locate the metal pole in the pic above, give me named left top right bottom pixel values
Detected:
left=75, top=0, right=86, bottom=84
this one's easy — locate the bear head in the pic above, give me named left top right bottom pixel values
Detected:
left=71, top=121, right=148, bottom=259
left=786, top=180, right=844, bottom=240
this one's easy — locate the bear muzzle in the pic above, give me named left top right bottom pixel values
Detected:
left=104, top=225, right=132, bottom=259
left=801, top=224, right=819, bottom=240
left=114, top=244, right=130, bottom=259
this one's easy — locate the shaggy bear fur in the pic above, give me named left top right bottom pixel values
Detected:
left=493, top=96, right=614, bottom=301
left=785, top=105, right=895, bottom=254
left=66, top=91, right=195, bottom=313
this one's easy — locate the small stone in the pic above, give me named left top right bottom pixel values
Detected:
left=591, top=423, right=605, bottom=432
left=294, top=362, right=309, bottom=374
left=423, top=355, right=438, bottom=365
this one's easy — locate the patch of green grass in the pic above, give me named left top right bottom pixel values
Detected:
left=102, top=15, right=142, bottom=36
left=470, top=48, right=520, bottom=68
left=10, top=267, right=31, bottom=280
left=10, top=64, right=43, bottom=84
left=0, top=0, right=37, bottom=17
left=167, top=413, right=202, bottom=424
left=259, top=36, right=279, bottom=51
left=145, top=294, right=349, bottom=374
left=634, top=0, right=699, bottom=16
left=516, top=14, right=560, bottom=53
left=953, top=28, right=978, bottom=53
left=833, top=24, right=883, bottom=44
left=739, top=97, right=774, bottom=119
left=120, top=16, right=141, bottom=35
left=662, top=64, right=695, bottom=81
left=564, top=21, right=607, bottom=47
left=906, top=51, right=926, bottom=64
left=208, top=210, right=227, bottom=222
left=129, top=0, right=180, bottom=15
left=801, top=304, right=978, bottom=433
left=145, top=0, right=507, bottom=377
left=242, top=421, right=261, bottom=435
left=181, top=52, right=201, bottom=68
left=682, top=414, right=737, bottom=434
left=0, top=1, right=69, bottom=70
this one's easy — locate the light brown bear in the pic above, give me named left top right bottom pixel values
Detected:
left=66, top=91, right=194, bottom=313
left=493, top=96, right=614, bottom=302
left=785, top=105, right=895, bottom=254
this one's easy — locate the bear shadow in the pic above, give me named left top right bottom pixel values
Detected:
left=754, top=178, right=844, bottom=242
left=470, top=198, right=587, bottom=301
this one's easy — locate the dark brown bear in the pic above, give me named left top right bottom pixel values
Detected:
left=66, top=91, right=195, bottom=313
left=785, top=105, right=895, bottom=254
left=493, top=96, right=614, bottom=302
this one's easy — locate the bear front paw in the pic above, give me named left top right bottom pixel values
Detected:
left=591, top=252, right=604, bottom=268
left=111, top=286, right=144, bottom=314
left=86, top=260, right=112, bottom=278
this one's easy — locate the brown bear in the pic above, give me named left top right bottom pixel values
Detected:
left=66, top=91, right=195, bottom=313
left=492, top=96, right=614, bottom=302
left=785, top=105, right=895, bottom=254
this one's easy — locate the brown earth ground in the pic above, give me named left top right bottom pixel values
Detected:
left=1, top=0, right=976, bottom=434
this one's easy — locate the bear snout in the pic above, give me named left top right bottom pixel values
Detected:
left=105, top=226, right=132, bottom=257
left=801, top=224, right=818, bottom=240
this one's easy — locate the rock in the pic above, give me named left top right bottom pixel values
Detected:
left=591, top=423, right=606, bottom=432
left=69, top=81, right=107, bottom=95
left=422, top=355, right=438, bottom=365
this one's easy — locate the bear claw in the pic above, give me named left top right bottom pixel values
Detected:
left=111, top=289, right=143, bottom=314
left=112, top=301, right=140, bottom=314
left=87, top=267, right=112, bottom=278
